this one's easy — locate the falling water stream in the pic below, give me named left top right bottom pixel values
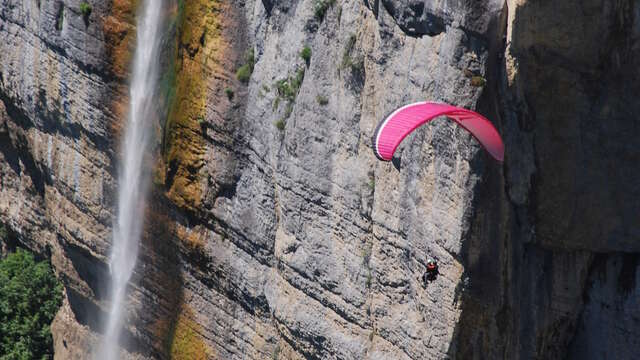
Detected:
left=99, top=0, right=164, bottom=358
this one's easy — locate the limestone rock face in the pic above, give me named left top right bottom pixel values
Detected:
left=0, top=0, right=638, bottom=359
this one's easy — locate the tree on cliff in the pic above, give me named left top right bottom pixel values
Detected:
left=0, top=249, right=63, bottom=359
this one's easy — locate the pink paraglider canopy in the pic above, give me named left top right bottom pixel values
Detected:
left=372, top=102, right=504, bottom=162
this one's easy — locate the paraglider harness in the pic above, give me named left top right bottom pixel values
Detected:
left=422, top=259, right=439, bottom=285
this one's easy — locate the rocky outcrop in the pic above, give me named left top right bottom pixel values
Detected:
left=0, top=0, right=638, bottom=359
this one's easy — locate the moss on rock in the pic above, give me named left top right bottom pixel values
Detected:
left=160, top=0, right=230, bottom=211
left=167, top=305, right=210, bottom=359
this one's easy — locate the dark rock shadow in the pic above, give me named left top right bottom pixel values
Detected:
left=447, top=0, right=640, bottom=358
left=64, top=241, right=111, bottom=301
left=445, top=2, right=514, bottom=358
left=125, top=191, right=186, bottom=358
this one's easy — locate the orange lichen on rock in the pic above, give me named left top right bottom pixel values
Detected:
left=104, top=0, right=138, bottom=79
left=160, top=0, right=234, bottom=212
left=104, top=0, right=138, bottom=143
left=175, top=223, right=207, bottom=254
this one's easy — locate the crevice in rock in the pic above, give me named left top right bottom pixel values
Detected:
left=63, top=241, right=111, bottom=301
left=377, top=0, right=447, bottom=37
left=65, top=287, right=104, bottom=333
left=617, top=253, right=639, bottom=295
left=0, top=121, right=47, bottom=195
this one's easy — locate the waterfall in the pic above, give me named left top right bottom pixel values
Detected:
left=98, top=0, right=164, bottom=358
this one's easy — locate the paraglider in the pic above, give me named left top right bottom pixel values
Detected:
left=372, top=102, right=504, bottom=162
left=422, top=259, right=439, bottom=286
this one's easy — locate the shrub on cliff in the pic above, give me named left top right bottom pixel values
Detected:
left=224, top=87, right=234, bottom=100
left=0, top=249, right=63, bottom=359
left=471, top=75, right=486, bottom=87
left=316, top=95, right=328, bottom=105
left=55, top=6, right=64, bottom=31
left=300, top=46, right=311, bottom=66
left=236, top=49, right=255, bottom=84
left=79, top=2, right=91, bottom=17
left=79, top=2, right=92, bottom=26
left=314, top=0, right=335, bottom=21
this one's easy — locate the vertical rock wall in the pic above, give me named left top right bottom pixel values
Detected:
left=0, top=0, right=138, bottom=356
left=449, top=0, right=640, bottom=358
left=0, top=0, right=638, bottom=359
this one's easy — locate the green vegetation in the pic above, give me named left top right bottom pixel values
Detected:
left=159, top=57, right=178, bottom=113
left=350, top=58, right=364, bottom=73
left=300, top=46, right=312, bottom=65
left=258, top=85, right=271, bottom=99
left=362, top=242, right=373, bottom=288
left=471, top=75, right=486, bottom=87
left=167, top=306, right=209, bottom=359
left=292, top=68, right=305, bottom=91
left=79, top=2, right=91, bottom=17
left=361, top=246, right=372, bottom=265
left=272, top=67, right=305, bottom=126
left=314, top=0, right=336, bottom=21
left=55, top=6, right=64, bottom=31
left=272, top=344, right=281, bottom=360
left=316, top=95, right=328, bottom=105
left=258, top=84, right=270, bottom=99
left=224, top=87, right=234, bottom=100
left=236, top=66, right=251, bottom=84
left=273, top=69, right=305, bottom=102
left=0, top=249, right=63, bottom=359
left=367, top=176, right=375, bottom=190
left=79, top=2, right=92, bottom=26
left=341, top=35, right=357, bottom=68
left=236, top=49, right=256, bottom=84
left=275, top=79, right=294, bottom=101
left=283, top=103, right=294, bottom=119
left=340, top=34, right=364, bottom=73
left=463, top=69, right=486, bottom=87
left=339, top=34, right=365, bottom=89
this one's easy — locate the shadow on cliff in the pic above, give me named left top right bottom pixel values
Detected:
left=447, top=0, right=640, bottom=358
left=59, top=191, right=186, bottom=357
left=0, top=100, right=49, bottom=195
left=134, top=191, right=187, bottom=358
left=444, top=2, right=514, bottom=358
left=62, top=192, right=187, bottom=357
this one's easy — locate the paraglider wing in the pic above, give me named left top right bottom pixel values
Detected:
left=372, top=102, right=504, bottom=161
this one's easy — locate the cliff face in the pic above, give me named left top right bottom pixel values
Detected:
left=0, top=0, right=136, bottom=357
left=0, top=0, right=638, bottom=359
